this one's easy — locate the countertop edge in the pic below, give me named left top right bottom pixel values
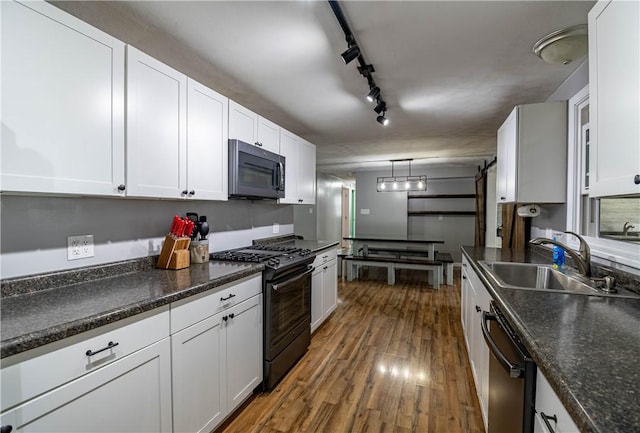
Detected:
left=460, top=247, right=596, bottom=433
left=0, top=264, right=263, bottom=359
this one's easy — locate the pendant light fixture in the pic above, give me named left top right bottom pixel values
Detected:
left=377, top=159, right=427, bottom=192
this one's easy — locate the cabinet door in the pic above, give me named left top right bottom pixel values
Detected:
left=279, top=128, right=300, bottom=204
left=588, top=0, right=640, bottom=197
left=322, top=259, right=338, bottom=317
left=1, top=1, right=125, bottom=196
left=257, top=117, right=280, bottom=154
left=297, top=139, right=317, bottom=204
left=171, top=313, right=225, bottom=433
left=496, top=107, right=517, bottom=203
left=229, top=100, right=258, bottom=145
left=187, top=78, right=229, bottom=201
left=225, top=294, right=262, bottom=410
left=0, top=338, right=172, bottom=433
left=311, top=268, right=324, bottom=333
left=126, top=46, right=187, bottom=198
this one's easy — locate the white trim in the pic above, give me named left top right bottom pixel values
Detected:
left=566, top=85, right=589, bottom=233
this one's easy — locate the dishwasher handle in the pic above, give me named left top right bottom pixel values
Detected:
left=481, top=311, right=524, bottom=379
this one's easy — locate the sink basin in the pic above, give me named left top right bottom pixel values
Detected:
left=479, top=261, right=606, bottom=295
left=479, top=261, right=640, bottom=298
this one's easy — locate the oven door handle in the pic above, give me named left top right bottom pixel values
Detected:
left=481, top=311, right=524, bottom=379
left=272, top=267, right=313, bottom=293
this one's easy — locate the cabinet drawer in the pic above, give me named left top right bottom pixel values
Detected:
left=313, top=248, right=337, bottom=267
left=171, top=274, right=262, bottom=333
left=1, top=308, right=170, bottom=412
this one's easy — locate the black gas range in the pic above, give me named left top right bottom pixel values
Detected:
left=210, top=244, right=315, bottom=278
left=210, top=243, right=316, bottom=390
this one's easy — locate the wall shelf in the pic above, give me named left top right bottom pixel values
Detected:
left=408, top=194, right=476, bottom=199
left=408, top=211, right=477, bottom=216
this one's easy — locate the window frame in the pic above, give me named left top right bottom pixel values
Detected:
left=566, top=85, right=640, bottom=270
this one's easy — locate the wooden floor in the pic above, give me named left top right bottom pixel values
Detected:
left=218, top=267, right=484, bottom=433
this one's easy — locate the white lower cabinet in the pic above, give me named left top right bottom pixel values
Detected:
left=535, top=371, right=580, bottom=433
left=170, top=274, right=263, bottom=433
left=0, top=311, right=172, bottom=433
left=311, top=248, right=338, bottom=333
left=461, top=256, right=492, bottom=432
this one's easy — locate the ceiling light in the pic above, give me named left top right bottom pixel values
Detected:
left=373, top=100, right=386, bottom=114
left=532, top=24, right=588, bottom=65
left=341, top=44, right=360, bottom=64
left=377, top=112, right=389, bottom=126
left=366, top=86, right=381, bottom=102
left=377, top=159, right=427, bottom=192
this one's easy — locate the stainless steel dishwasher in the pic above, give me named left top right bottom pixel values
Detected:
left=481, top=301, right=537, bottom=433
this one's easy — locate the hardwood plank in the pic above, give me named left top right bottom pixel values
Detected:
left=216, top=268, right=484, bottom=433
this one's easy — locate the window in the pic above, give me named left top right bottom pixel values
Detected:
left=567, top=85, right=640, bottom=270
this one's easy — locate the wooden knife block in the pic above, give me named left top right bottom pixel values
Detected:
left=157, top=235, right=191, bottom=269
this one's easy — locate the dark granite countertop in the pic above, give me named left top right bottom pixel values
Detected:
left=251, top=234, right=339, bottom=254
left=461, top=246, right=640, bottom=433
left=0, top=260, right=263, bottom=359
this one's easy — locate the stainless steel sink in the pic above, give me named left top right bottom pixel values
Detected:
left=479, top=261, right=640, bottom=298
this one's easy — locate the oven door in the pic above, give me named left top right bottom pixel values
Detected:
left=264, top=267, right=312, bottom=360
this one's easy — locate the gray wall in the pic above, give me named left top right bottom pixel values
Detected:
left=355, top=171, right=408, bottom=238
left=1, top=196, right=293, bottom=278
left=293, top=173, right=344, bottom=242
left=531, top=60, right=589, bottom=234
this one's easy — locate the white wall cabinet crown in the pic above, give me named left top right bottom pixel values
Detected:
left=279, top=129, right=317, bottom=205
left=1, top=0, right=126, bottom=196
left=588, top=0, right=640, bottom=197
left=311, top=247, right=338, bottom=333
left=228, top=100, right=280, bottom=154
left=496, top=101, right=567, bottom=204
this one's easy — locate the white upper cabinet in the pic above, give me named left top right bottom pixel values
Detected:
left=279, top=129, right=316, bottom=205
left=187, top=79, right=229, bottom=201
left=126, top=46, right=187, bottom=199
left=496, top=102, right=567, bottom=203
left=588, top=0, right=640, bottom=197
left=228, top=100, right=280, bottom=154
left=1, top=0, right=126, bottom=196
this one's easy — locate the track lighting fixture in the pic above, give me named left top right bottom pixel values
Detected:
left=341, top=44, right=360, bottom=64
left=374, top=100, right=386, bottom=114
left=329, top=0, right=390, bottom=126
left=366, top=86, right=381, bottom=102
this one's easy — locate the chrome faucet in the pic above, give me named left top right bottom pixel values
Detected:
left=530, top=231, right=592, bottom=277
left=623, top=221, right=635, bottom=236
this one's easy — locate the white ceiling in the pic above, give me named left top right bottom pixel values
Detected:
left=117, top=0, right=595, bottom=178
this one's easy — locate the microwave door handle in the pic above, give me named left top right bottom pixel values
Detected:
left=277, top=161, right=285, bottom=191
left=481, top=311, right=524, bottom=378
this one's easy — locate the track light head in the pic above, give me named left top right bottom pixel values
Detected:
left=374, top=100, right=386, bottom=114
left=366, top=86, right=381, bottom=102
left=341, top=44, right=360, bottom=64
left=377, top=112, right=389, bottom=126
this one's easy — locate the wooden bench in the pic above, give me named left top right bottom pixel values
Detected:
left=343, top=255, right=443, bottom=289
left=435, top=252, right=454, bottom=286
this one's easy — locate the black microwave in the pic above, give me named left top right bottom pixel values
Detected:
left=228, top=139, right=285, bottom=199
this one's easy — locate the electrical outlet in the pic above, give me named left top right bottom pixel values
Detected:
left=67, top=235, right=94, bottom=260
left=272, top=223, right=280, bottom=234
